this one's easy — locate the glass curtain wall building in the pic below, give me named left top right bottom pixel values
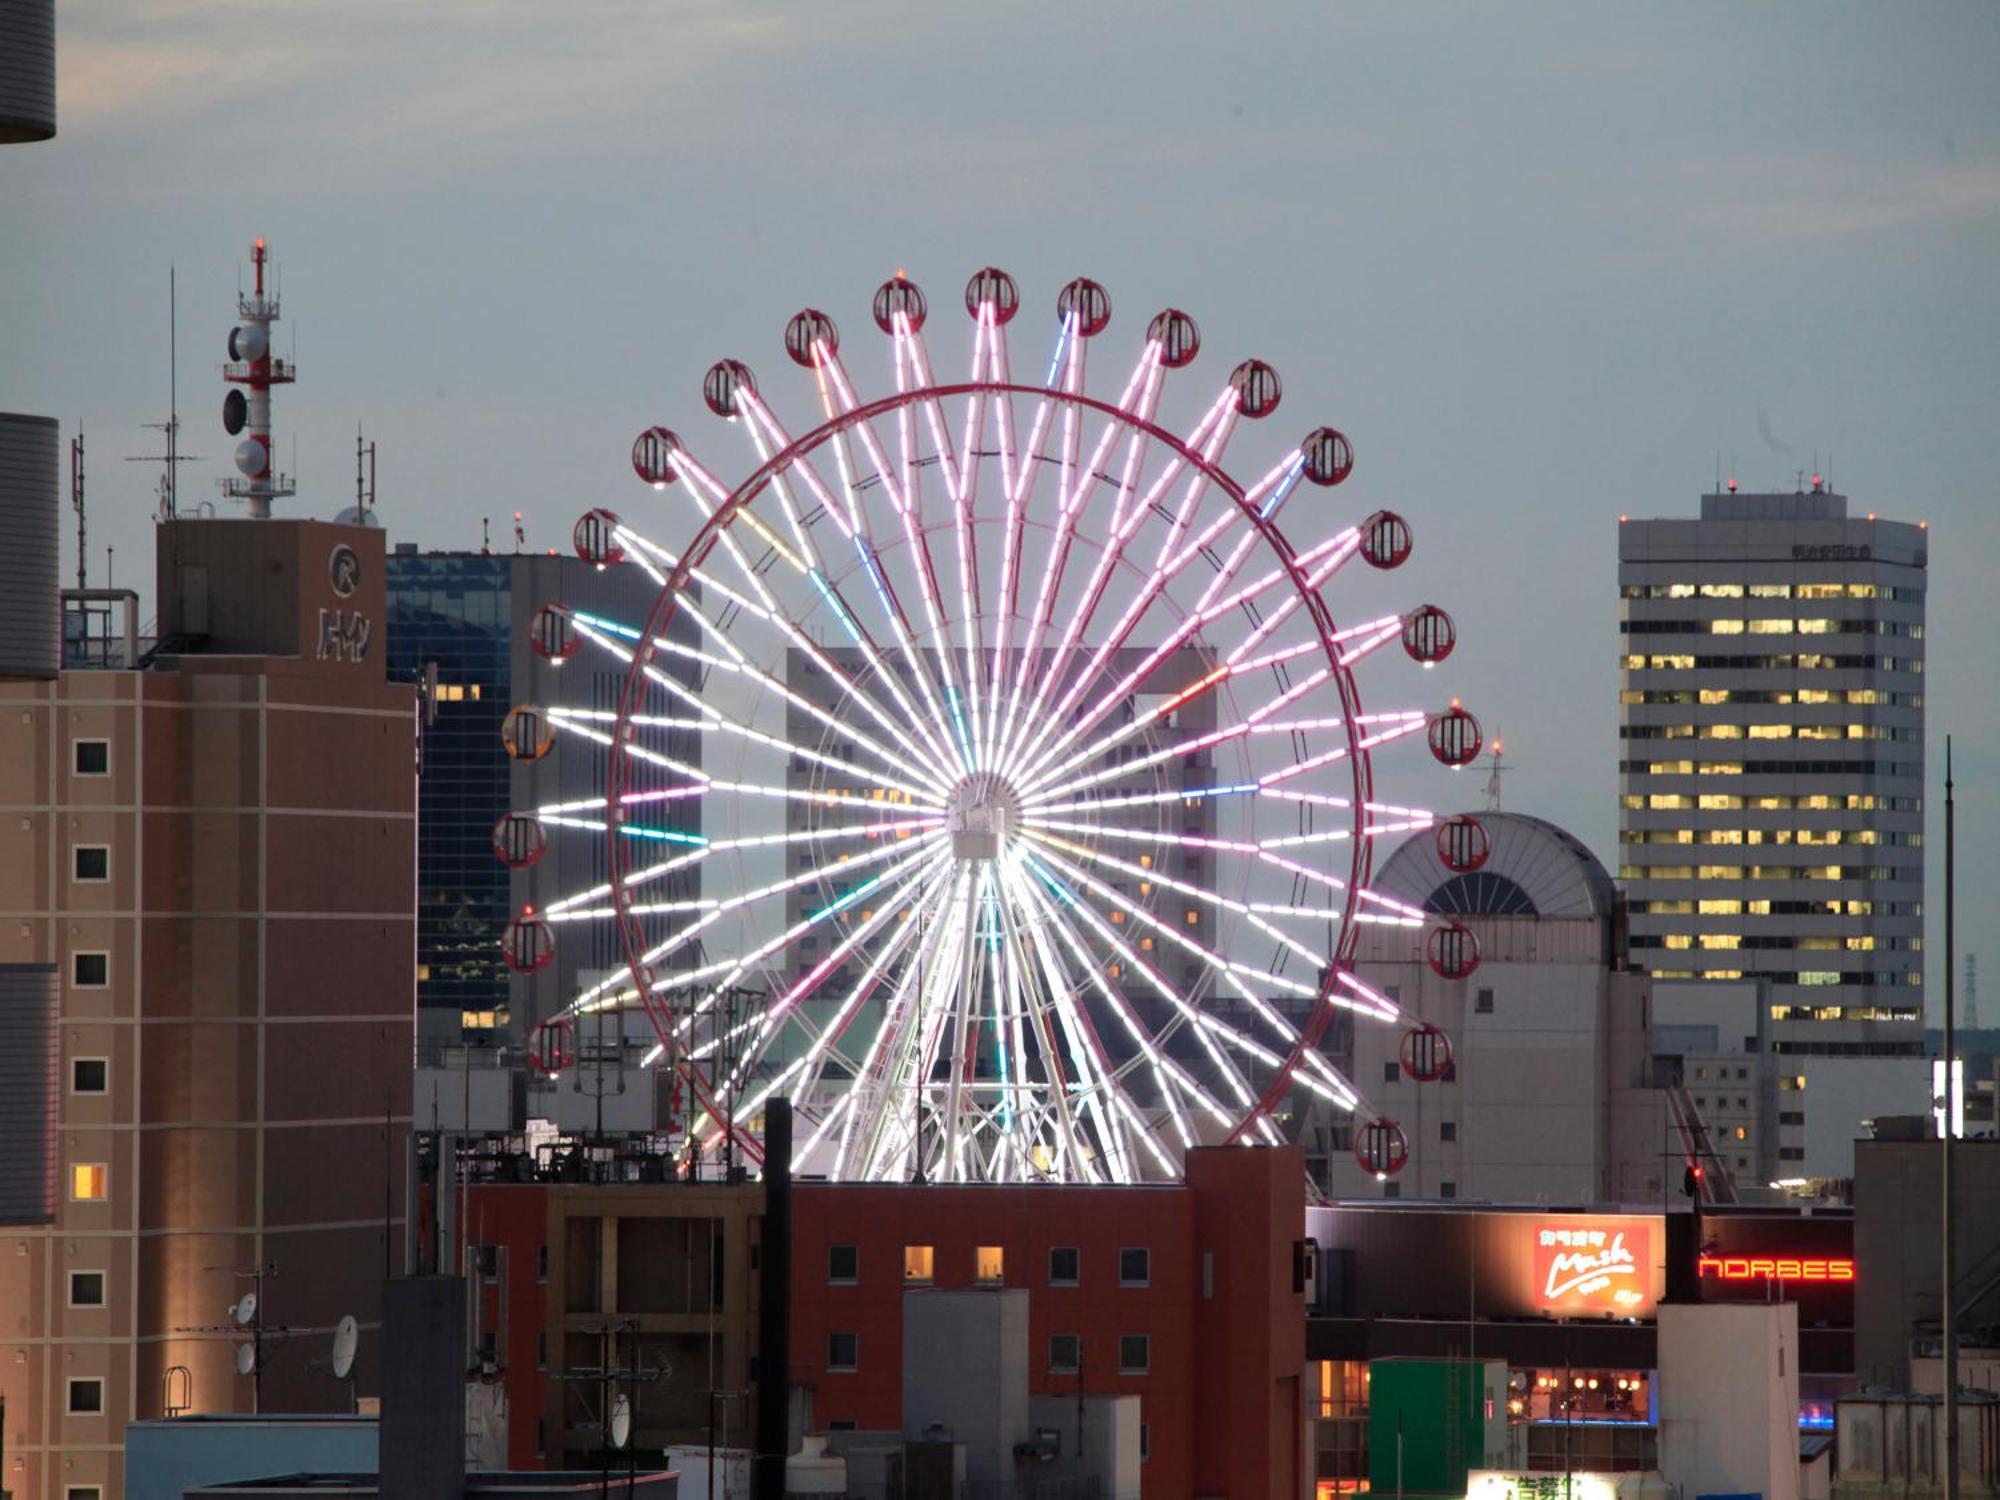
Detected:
left=387, top=553, right=514, bottom=1037
left=388, top=547, right=686, bottom=1049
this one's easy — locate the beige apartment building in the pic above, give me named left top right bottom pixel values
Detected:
left=0, top=516, right=415, bottom=1500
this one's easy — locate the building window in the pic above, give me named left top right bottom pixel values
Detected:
left=1383, top=1060, right=1400, bottom=1082
left=1048, top=1246, right=1080, bottom=1286
left=1140, top=1422, right=1150, bottom=1462
left=1049, top=1333, right=1081, bottom=1374
left=1383, top=1180, right=1401, bottom=1199
left=68, top=1271, right=106, bottom=1308
left=1440, top=1181, right=1457, bottom=1200
left=537, top=1243, right=549, bottom=1282
left=1118, top=1335, right=1150, bottom=1375
left=67, top=1377, right=104, bottom=1414
left=903, top=1245, right=934, bottom=1283
left=70, top=1163, right=107, bottom=1202
left=1475, top=987, right=1495, bottom=1014
left=73, top=740, right=110, bottom=777
left=68, top=1488, right=104, bottom=1500
left=71, top=1058, right=108, bottom=1095
left=72, top=952, right=109, bottom=988
left=828, top=1244, right=859, bottom=1284
left=72, top=846, right=110, bottom=883
left=827, top=1332, right=858, bottom=1372
left=975, top=1246, right=1004, bottom=1285
left=1118, top=1247, right=1150, bottom=1287
left=536, top=1418, right=546, bottom=1458
left=536, top=1331, right=547, bottom=1369
left=1440, top=1121, right=1457, bottom=1142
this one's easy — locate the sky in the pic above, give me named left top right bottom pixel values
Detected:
left=2, top=1, right=1996, bottom=1021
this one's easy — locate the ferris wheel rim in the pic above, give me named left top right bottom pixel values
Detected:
left=604, top=376, right=1377, bottom=1169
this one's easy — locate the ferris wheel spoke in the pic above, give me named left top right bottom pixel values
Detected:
left=557, top=706, right=941, bottom=807
left=1020, top=831, right=1318, bottom=1005
left=1011, top=854, right=1219, bottom=1146
left=716, top=400, right=970, bottom=778
left=1006, top=458, right=1317, bottom=793
left=806, top=353, right=979, bottom=773
left=997, top=863, right=1125, bottom=1183
left=1005, top=865, right=1169, bottom=1179
left=997, top=342, right=1164, bottom=775
left=572, top=583, right=953, bottom=803
left=828, top=897, right=943, bottom=1180
left=574, top=830, right=947, bottom=1017
left=543, top=706, right=942, bottom=819
left=611, top=498, right=962, bottom=797
left=996, top=387, right=1242, bottom=778
left=728, top=853, right=953, bottom=1125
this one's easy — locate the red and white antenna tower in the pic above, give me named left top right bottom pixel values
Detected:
left=221, top=238, right=296, bottom=519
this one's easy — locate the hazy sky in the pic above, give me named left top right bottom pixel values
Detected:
left=3, top=2, right=1996, bottom=1019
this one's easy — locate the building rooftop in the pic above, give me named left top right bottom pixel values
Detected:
left=1373, top=810, right=1616, bottom=920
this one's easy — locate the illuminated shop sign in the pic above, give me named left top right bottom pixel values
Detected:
left=1698, top=1254, right=1853, bottom=1284
left=1469, top=1471, right=1621, bottom=1500
left=1533, top=1223, right=1650, bottom=1311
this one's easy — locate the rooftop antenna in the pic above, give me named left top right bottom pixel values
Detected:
left=1482, top=733, right=1509, bottom=813
left=513, top=510, right=525, bottom=553
left=357, top=426, right=376, bottom=518
left=70, top=423, right=85, bottom=591
left=222, top=238, right=297, bottom=518
left=127, top=267, right=201, bottom=522
left=481, top=517, right=491, bottom=555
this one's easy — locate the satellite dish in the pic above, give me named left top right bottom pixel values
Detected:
left=331, top=1315, right=358, bottom=1380
left=609, top=1393, right=631, bottom=1450
left=223, top=388, right=248, bottom=435
left=231, top=1292, right=258, bottom=1325
left=235, top=1342, right=257, bottom=1377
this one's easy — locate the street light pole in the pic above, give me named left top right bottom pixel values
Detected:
left=1943, top=735, right=1959, bottom=1500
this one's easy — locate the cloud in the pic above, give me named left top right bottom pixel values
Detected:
left=57, top=0, right=784, bottom=137
left=1594, top=153, right=2000, bottom=250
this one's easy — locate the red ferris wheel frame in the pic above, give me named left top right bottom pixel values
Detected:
left=605, top=381, right=1381, bottom=1167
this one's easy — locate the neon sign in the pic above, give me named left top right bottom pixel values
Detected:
left=1534, top=1224, right=1650, bottom=1311
left=1697, top=1255, right=1853, bottom=1284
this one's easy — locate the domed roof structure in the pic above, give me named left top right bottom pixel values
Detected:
left=1374, top=811, right=1615, bottom=920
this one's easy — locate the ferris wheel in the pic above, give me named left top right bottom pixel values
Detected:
left=502, top=269, right=1487, bottom=1186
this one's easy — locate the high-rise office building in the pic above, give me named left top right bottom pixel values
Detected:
left=1619, top=484, right=1927, bottom=1173
left=386, top=547, right=693, bottom=1050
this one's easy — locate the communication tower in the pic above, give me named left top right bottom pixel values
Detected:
left=222, top=238, right=296, bottom=518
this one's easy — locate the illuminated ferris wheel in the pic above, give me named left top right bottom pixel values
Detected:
left=502, top=269, right=1487, bottom=1185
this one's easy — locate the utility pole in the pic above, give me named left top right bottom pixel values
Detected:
left=1944, top=734, right=1959, bottom=1500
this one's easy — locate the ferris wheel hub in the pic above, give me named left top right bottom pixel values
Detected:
left=945, top=771, right=1021, bottom=862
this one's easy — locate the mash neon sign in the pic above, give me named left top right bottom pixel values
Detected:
left=1698, top=1255, right=1853, bottom=1284
left=1534, top=1224, right=1650, bottom=1310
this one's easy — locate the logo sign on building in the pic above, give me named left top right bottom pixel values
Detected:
left=1468, top=1471, right=1621, bottom=1500
left=317, top=609, right=372, bottom=663
left=1532, top=1222, right=1651, bottom=1312
left=329, top=543, right=361, bottom=598
left=1698, top=1255, right=1853, bottom=1284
